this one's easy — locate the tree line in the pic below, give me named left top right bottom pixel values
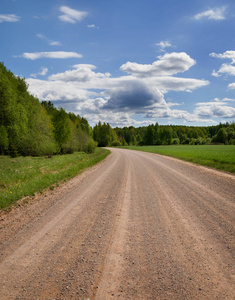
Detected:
left=0, top=62, right=96, bottom=157
left=93, top=122, right=235, bottom=147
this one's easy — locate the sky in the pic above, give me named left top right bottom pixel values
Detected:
left=1, top=0, right=235, bottom=127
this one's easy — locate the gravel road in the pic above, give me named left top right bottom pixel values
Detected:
left=0, top=148, right=234, bottom=299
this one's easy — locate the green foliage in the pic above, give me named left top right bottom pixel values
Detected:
left=212, top=125, right=235, bottom=144
left=111, top=140, right=122, bottom=147
left=0, top=63, right=57, bottom=156
left=20, top=103, right=58, bottom=156
left=215, top=128, right=228, bottom=143
left=0, top=63, right=96, bottom=157
left=0, top=125, right=9, bottom=154
left=93, top=121, right=117, bottom=147
left=84, top=140, right=97, bottom=153
left=112, top=122, right=235, bottom=147
left=52, top=108, right=72, bottom=153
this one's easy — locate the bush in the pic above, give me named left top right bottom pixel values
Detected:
left=172, top=138, right=180, bottom=145
left=84, top=140, right=97, bottom=154
left=111, top=140, right=122, bottom=147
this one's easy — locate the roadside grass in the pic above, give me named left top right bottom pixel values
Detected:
left=0, top=148, right=110, bottom=210
left=119, top=145, right=235, bottom=174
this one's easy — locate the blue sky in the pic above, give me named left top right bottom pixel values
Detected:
left=1, top=0, right=235, bottom=127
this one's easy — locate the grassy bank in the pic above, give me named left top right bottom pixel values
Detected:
left=119, top=145, right=235, bottom=174
left=0, top=148, right=110, bottom=210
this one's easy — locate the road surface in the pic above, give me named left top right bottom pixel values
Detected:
left=0, top=148, right=234, bottom=299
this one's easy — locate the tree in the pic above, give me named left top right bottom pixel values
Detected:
left=0, top=125, right=9, bottom=155
left=93, top=122, right=117, bottom=147
left=144, top=125, right=155, bottom=145
left=215, top=128, right=228, bottom=144
left=53, top=108, right=72, bottom=153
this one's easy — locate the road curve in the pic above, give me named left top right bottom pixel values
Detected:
left=0, top=148, right=234, bottom=299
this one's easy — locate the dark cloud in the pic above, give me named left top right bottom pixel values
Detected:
left=102, top=80, right=164, bottom=112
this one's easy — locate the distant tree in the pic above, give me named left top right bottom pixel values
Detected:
left=0, top=125, right=9, bottom=155
left=214, top=128, right=228, bottom=144
left=93, top=121, right=117, bottom=147
left=144, top=125, right=155, bottom=145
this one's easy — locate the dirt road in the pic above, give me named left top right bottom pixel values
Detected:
left=0, top=148, right=234, bottom=299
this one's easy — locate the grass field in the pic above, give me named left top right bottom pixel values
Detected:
left=119, top=145, right=235, bottom=174
left=0, top=148, right=110, bottom=210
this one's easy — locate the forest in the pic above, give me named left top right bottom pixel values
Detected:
left=0, top=62, right=234, bottom=157
left=0, top=63, right=96, bottom=157
left=93, top=121, right=235, bottom=147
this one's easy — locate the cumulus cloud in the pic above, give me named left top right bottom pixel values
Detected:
left=0, top=14, right=20, bottom=22
left=212, top=64, right=235, bottom=77
left=210, top=51, right=235, bottom=63
left=102, top=80, right=165, bottom=112
left=59, top=6, right=88, bottom=23
left=194, top=6, right=227, bottom=21
left=30, top=67, right=48, bottom=78
left=156, top=41, right=172, bottom=52
left=27, top=78, right=95, bottom=102
left=194, top=101, right=235, bottom=118
left=21, top=51, right=82, bottom=60
left=36, top=34, right=61, bottom=46
left=142, top=76, right=209, bottom=93
left=49, top=64, right=111, bottom=82
left=120, top=52, right=196, bottom=77
left=210, top=51, right=235, bottom=84
left=144, top=108, right=209, bottom=123
left=228, top=83, right=235, bottom=89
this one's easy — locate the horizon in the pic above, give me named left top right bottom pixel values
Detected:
left=1, top=0, right=235, bottom=127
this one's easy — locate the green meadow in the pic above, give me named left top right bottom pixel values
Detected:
left=120, top=145, right=235, bottom=174
left=0, top=148, right=110, bottom=210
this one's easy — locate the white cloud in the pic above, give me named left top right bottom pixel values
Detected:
left=143, top=76, right=209, bottom=93
left=120, top=52, right=196, bottom=77
left=27, top=78, right=94, bottom=102
left=30, top=67, right=48, bottom=78
left=210, top=51, right=235, bottom=63
left=49, top=41, right=61, bottom=46
left=214, top=97, right=235, bottom=102
left=156, top=41, right=172, bottom=48
left=210, top=51, right=235, bottom=80
left=37, top=34, right=61, bottom=46
left=0, top=14, right=20, bottom=22
left=211, top=69, right=221, bottom=77
left=59, top=6, right=88, bottom=23
left=228, top=83, right=235, bottom=89
left=144, top=108, right=214, bottom=123
left=21, top=51, right=82, bottom=60
left=212, top=64, right=235, bottom=77
left=87, top=24, right=97, bottom=28
left=156, top=41, right=172, bottom=52
left=49, top=64, right=111, bottom=82
left=194, top=101, right=235, bottom=118
left=194, top=6, right=227, bottom=21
